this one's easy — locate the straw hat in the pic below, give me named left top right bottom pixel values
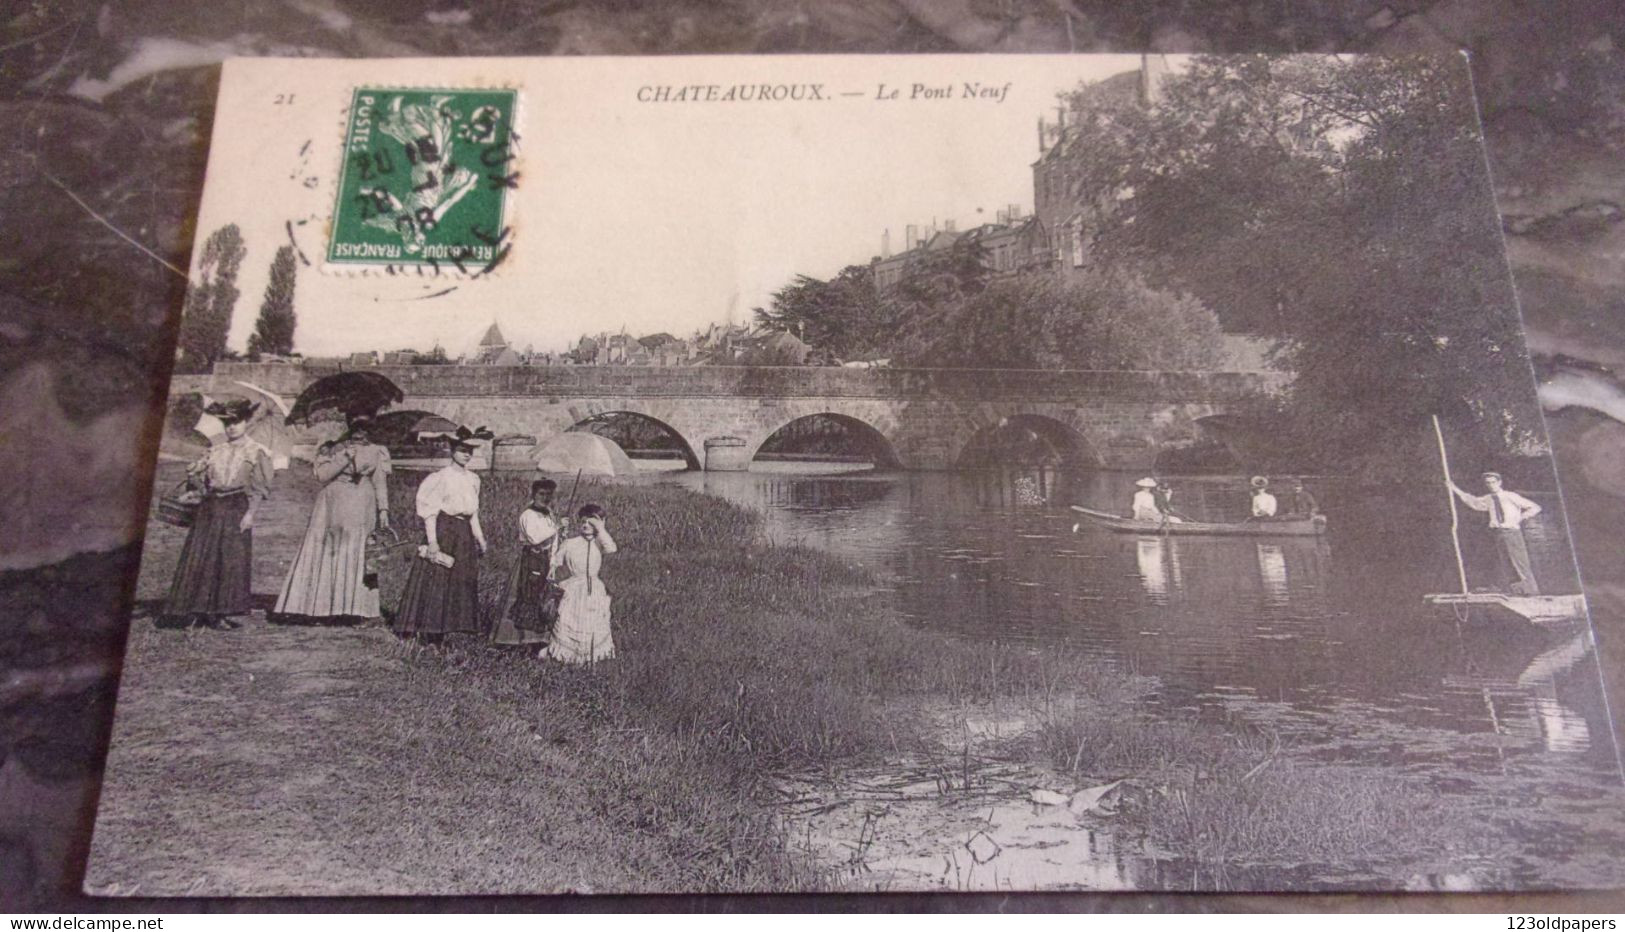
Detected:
left=204, top=399, right=259, bottom=425
left=1135, top=477, right=1158, bottom=489
left=1250, top=475, right=1269, bottom=489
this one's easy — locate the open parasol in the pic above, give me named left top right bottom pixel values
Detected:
left=408, top=413, right=464, bottom=441
left=534, top=432, right=636, bottom=476
left=284, top=371, right=405, bottom=426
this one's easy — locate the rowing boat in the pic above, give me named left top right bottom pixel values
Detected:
left=1069, top=505, right=1328, bottom=537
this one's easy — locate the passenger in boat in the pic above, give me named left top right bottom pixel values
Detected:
left=1154, top=480, right=1192, bottom=522
left=1448, top=471, right=1542, bottom=596
left=1131, top=477, right=1162, bottom=521
left=1286, top=479, right=1319, bottom=517
left=1249, top=476, right=1278, bottom=518
left=1131, top=477, right=1184, bottom=523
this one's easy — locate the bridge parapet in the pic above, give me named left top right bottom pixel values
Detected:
left=205, top=361, right=1286, bottom=403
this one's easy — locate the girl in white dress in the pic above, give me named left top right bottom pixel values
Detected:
left=544, top=504, right=618, bottom=664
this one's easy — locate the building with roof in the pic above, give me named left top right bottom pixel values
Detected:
left=1033, top=56, right=1170, bottom=277
left=470, top=322, right=523, bottom=366
left=872, top=207, right=1048, bottom=291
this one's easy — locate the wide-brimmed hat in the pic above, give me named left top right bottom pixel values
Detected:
left=1250, top=475, right=1270, bottom=489
left=204, top=399, right=259, bottom=425
left=447, top=425, right=494, bottom=452
left=1135, top=477, right=1158, bottom=489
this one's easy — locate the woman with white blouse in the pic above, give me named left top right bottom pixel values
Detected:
left=393, top=435, right=488, bottom=638
left=490, top=478, right=561, bottom=646
left=544, top=503, right=618, bottom=664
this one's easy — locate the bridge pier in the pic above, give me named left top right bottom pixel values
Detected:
left=703, top=436, right=750, bottom=471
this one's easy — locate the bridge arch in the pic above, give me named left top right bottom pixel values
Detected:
left=751, top=412, right=903, bottom=470
left=1169, top=413, right=1261, bottom=472
left=954, top=412, right=1103, bottom=468
left=566, top=409, right=702, bottom=470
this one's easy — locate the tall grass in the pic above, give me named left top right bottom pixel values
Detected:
left=377, top=470, right=1480, bottom=882
left=1032, top=704, right=1480, bottom=875
left=381, top=471, right=1131, bottom=769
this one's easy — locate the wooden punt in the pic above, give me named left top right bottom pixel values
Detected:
left=1422, top=592, right=1590, bottom=630
left=1069, top=505, right=1328, bottom=537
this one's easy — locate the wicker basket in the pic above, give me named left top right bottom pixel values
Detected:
left=156, top=482, right=204, bottom=528
left=364, top=525, right=414, bottom=575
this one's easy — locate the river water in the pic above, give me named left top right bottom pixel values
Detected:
left=660, top=465, right=1625, bottom=891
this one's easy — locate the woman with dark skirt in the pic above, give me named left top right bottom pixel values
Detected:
left=490, top=478, right=560, bottom=647
left=393, top=433, right=488, bottom=641
left=164, top=399, right=273, bottom=630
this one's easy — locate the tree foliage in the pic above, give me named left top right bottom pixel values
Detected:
left=894, top=271, right=1222, bottom=370
left=754, top=264, right=887, bottom=361
left=757, top=236, right=1217, bottom=372
left=174, top=225, right=245, bottom=374
left=1058, top=54, right=1541, bottom=475
left=247, top=245, right=298, bottom=358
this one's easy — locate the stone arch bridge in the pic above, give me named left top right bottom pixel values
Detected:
left=180, top=363, right=1284, bottom=471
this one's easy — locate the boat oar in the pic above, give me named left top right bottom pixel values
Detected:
left=1432, top=414, right=1471, bottom=623
left=1431, top=415, right=1469, bottom=594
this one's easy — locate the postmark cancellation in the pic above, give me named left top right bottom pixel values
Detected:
left=326, top=86, right=519, bottom=276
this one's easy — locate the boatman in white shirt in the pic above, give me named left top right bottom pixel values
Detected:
left=1448, top=471, right=1543, bottom=596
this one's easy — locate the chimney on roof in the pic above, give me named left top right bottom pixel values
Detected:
left=882, top=228, right=891, bottom=258
left=905, top=224, right=916, bottom=251
left=944, top=218, right=956, bottom=233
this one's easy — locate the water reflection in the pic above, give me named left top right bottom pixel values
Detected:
left=661, top=466, right=1621, bottom=790
left=1137, top=538, right=1171, bottom=604
left=663, top=465, right=1625, bottom=888
left=1256, top=544, right=1289, bottom=607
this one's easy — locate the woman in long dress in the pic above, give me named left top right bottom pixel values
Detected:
left=544, top=504, right=618, bottom=664
left=164, top=399, right=273, bottom=629
left=393, top=435, right=487, bottom=639
left=273, top=418, right=391, bottom=622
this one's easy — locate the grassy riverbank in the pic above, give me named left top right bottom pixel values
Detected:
left=378, top=472, right=1136, bottom=767
left=96, top=468, right=1498, bottom=892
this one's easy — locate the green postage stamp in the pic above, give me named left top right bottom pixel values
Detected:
left=327, top=87, right=518, bottom=274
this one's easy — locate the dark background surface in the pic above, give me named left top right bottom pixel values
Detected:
left=3, top=0, right=1624, bottom=912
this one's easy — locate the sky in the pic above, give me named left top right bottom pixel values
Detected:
left=202, top=54, right=1156, bottom=357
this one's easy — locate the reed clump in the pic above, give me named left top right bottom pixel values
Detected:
left=1034, top=705, right=1474, bottom=875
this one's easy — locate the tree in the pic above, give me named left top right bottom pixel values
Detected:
left=755, top=264, right=886, bottom=361
left=1054, top=54, right=1541, bottom=478
left=174, top=225, right=245, bottom=373
left=894, top=270, right=1222, bottom=370
left=247, top=246, right=298, bottom=359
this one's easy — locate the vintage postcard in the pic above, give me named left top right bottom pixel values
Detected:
left=86, top=53, right=1624, bottom=895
